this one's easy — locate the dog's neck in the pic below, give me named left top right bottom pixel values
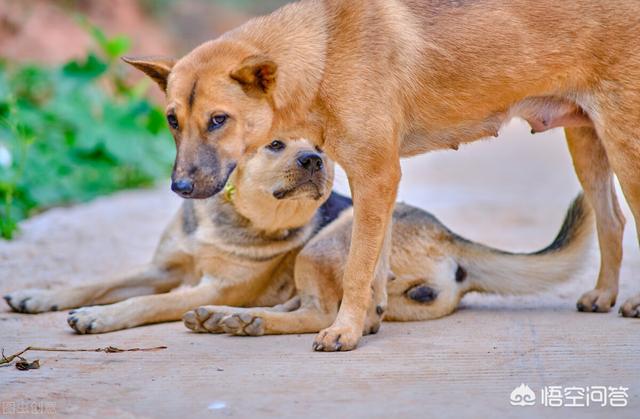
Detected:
left=224, top=0, right=328, bottom=130
left=225, top=173, right=321, bottom=235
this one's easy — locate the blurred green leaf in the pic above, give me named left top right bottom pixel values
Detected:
left=77, top=16, right=131, bottom=61
left=0, top=23, right=173, bottom=239
left=63, top=54, right=108, bottom=79
left=104, top=36, right=132, bottom=59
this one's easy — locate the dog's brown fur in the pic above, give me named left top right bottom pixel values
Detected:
left=184, top=191, right=594, bottom=339
left=4, top=139, right=594, bottom=337
left=123, top=0, right=640, bottom=349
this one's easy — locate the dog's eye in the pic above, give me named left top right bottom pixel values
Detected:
left=167, top=114, right=179, bottom=130
left=266, top=140, right=285, bottom=152
left=208, top=114, right=228, bottom=132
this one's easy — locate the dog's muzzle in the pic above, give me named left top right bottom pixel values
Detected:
left=171, top=162, right=236, bottom=199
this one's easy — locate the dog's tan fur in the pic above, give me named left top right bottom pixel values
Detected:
left=4, top=139, right=593, bottom=337
left=184, top=191, right=594, bottom=339
left=118, top=0, right=640, bottom=349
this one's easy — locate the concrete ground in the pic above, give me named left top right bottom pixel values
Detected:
left=1, top=121, right=638, bottom=418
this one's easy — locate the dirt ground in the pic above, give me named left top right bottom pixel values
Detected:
left=1, top=121, right=639, bottom=418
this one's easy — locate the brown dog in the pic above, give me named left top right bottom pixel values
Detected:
left=123, top=0, right=640, bottom=350
left=184, top=192, right=593, bottom=339
left=3, top=139, right=593, bottom=338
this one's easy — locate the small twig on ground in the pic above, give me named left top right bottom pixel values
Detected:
left=0, top=345, right=167, bottom=370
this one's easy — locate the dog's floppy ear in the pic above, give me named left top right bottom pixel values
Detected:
left=230, top=55, right=277, bottom=97
left=121, top=56, right=176, bottom=92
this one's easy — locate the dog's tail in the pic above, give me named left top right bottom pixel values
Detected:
left=455, top=194, right=594, bottom=295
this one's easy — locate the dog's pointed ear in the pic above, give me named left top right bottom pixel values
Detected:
left=121, top=56, right=176, bottom=92
left=230, top=55, right=277, bottom=96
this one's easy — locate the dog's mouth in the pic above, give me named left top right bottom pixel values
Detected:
left=273, top=179, right=323, bottom=201
left=213, top=163, right=237, bottom=196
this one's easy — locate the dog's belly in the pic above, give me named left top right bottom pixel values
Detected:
left=401, top=118, right=502, bottom=156
left=400, top=95, right=593, bottom=156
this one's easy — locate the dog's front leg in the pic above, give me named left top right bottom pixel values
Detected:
left=313, top=152, right=400, bottom=351
left=66, top=282, right=222, bottom=334
left=3, top=266, right=182, bottom=314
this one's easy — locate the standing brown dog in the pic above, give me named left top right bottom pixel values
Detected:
left=124, top=0, right=640, bottom=351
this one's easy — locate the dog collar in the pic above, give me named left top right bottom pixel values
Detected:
left=223, top=181, right=236, bottom=202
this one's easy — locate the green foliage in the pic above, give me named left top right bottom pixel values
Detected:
left=0, top=22, right=173, bottom=239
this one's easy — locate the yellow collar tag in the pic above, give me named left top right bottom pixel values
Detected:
left=223, top=181, right=236, bottom=202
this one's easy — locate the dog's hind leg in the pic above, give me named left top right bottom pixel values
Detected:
left=183, top=304, right=335, bottom=336
left=204, top=285, right=385, bottom=337
left=184, top=248, right=344, bottom=336
left=566, top=127, right=625, bottom=313
left=3, top=266, right=184, bottom=314
left=609, top=148, right=640, bottom=317
left=184, top=239, right=350, bottom=336
left=203, top=279, right=390, bottom=338
left=590, top=105, right=640, bottom=318
left=182, top=296, right=302, bottom=333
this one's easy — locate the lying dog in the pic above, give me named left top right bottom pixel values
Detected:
left=4, top=139, right=593, bottom=337
left=185, top=185, right=592, bottom=337
left=122, top=0, right=640, bottom=350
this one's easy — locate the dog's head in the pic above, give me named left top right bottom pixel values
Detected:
left=123, top=44, right=281, bottom=199
left=236, top=137, right=334, bottom=203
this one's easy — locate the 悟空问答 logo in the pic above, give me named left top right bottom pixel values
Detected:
left=510, top=383, right=536, bottom=406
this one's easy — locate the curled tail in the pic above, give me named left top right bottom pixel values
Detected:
left=457, top=194, right=594, bottom=295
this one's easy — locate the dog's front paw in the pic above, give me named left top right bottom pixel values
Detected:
left=182, top=310, right=205, bottom=332
left=67, top=307, right=111, bottom=334
left=183, top=306, right=227, bottom=333
left=312, top=325, right=361, bottom=352
left=4, top=289, right=61, bottom=313
left=619, top=295, right=640, bottom=318
left=576, top=289, right=617, bottom=313
left=221, top=313, right=265, bottom=336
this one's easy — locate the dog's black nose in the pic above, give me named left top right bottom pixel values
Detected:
left=297, top=153, right=323, bottom=173
left=171, top=179, right=194, bottom=197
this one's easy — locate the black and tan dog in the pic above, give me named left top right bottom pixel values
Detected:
left=4, top=139, right=592, bottom=336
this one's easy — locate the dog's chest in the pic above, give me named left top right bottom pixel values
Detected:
left=192, top=247, right=283, bottom=285
left=185, top=215, right=302, bottom=287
